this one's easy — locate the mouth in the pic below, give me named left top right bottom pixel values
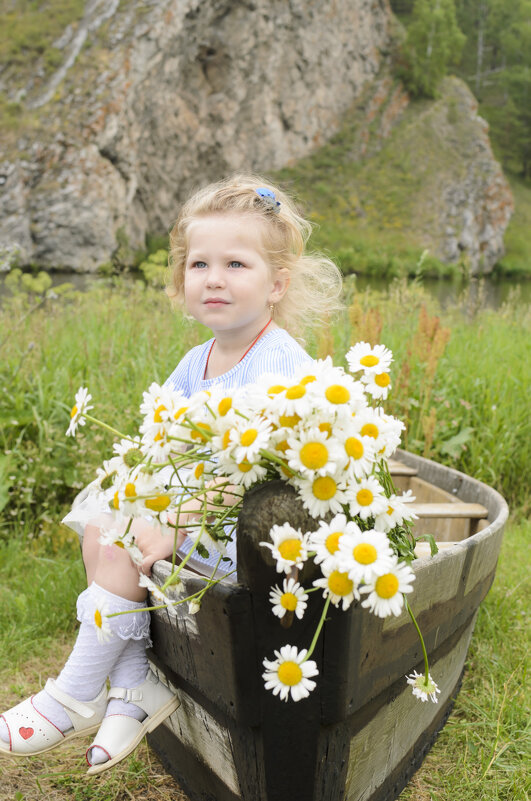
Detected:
left=203, top=298, right=229, bottom=306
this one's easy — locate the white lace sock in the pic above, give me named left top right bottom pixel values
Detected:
left=87, top=638, right=150, bottom=766
left=0, top=583, right=150, bottom=743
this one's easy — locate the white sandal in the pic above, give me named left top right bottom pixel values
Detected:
left=0, top=679, right=107, bottom=756
left=86, top=670, right=180, bottom=775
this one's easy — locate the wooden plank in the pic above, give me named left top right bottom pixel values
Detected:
left=409, top=502, right=488, bottom=519
left=388, top=459, right=418, bottom=476
left=343, top=616, right=476, bottom=801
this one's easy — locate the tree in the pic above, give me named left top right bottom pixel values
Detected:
left=398, top=0, right=466, bottom=97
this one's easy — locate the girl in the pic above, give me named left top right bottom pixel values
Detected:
left=0, top=174, right=343, bottom=773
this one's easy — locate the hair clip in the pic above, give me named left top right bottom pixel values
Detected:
left=255, top=187, right=281, bottom=213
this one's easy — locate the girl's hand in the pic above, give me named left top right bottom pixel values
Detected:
left=133, top=520, right=186, bottom=576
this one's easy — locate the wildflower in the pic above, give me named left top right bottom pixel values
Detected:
left=349, top=476, right=388, bottom=520
left=346, top=342, right=393, bottom=375
left=406, top=670, right=440, bottom=703
left=338, top=528, right=394, bottom=583
left=269, top=578, right=308, bottom=620
left=138, top=574, right=168, bottom=603
left=262, top=645, right=319, bottom=702
left=309, top=514, right=361, bottom=568
left=93, top=602, right=112, bottom=643
left=188, top=599, right=202, bottom=615
left=286, top=427, right=343, bottom=478
left=66, top=387, right=93, bottom=437
left=260, top=523, right=309, bottom=573
left=313, top=561, right=359, bottom=610
left=360, top=559, right=415, bottom=617
left=295, top=472, right=353, bottom=518
left=361, top=370, right=392, bottom=400
left=373, top=491, right=417, bottom=533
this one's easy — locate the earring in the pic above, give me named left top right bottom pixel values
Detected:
left=269, top=304, right=274, bottom=315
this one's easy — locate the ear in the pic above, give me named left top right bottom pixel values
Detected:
left=269, top=267, right=290, bottom=304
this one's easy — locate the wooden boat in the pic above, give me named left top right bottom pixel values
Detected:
left=146, top=450, right=508, bottom=801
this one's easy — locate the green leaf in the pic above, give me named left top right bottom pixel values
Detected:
left=439, top=426, right=474, bottom=458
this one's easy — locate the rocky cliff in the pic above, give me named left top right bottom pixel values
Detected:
left=0, top=0, right=513, bottom=274
left=0, top=0, right=393, bottom=272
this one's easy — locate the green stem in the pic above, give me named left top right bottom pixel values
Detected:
left=82, top=413, right=129, bottom=440
left=404, top=596, right=430, bottom=684
left=302, top=595, right=331, bottom=662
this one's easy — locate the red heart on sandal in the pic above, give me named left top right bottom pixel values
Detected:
left=19, top=726, right=34, bottom=740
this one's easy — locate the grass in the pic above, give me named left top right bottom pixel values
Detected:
left=0, top=278, right=529, bottom=799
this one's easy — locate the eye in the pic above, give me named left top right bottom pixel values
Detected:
left=228, top=260, right=244, bottom=269
left=191, top=260, right=207, bottom=269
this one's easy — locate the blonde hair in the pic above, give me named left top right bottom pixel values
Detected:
left=167, top=174, right=343, bottom=337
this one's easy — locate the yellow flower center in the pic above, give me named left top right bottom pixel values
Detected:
left=268, top=384, right=286, bottom=395
left=360, top=423, right=379, bottom=439
left=144, top=495, right=171, bottom=512
left=278, top=538, right=302, bottom=561
left=328, top=570, right=353, bottom=597
left=194, top=463, right=205, bottom=479
left=153, top=404, right=166, bottom=423
left=241, top=428, right=258, bottom=447
left=386, top=505, right=394, bottom=516
left=300, top=375, right=317, bottom=385
left=286, top=384, right=306, bottom=400
left=94, top=609, right=103, bottom=629
left=318, top=422, right=332, bottom=437
left=375, top=573, right=399, bottom=599
left=238, top=460, right=253, bottom=473
left=299, top=442, right=329, bottom=470
left=277, top=661, right=303, bottom=686
left=113, top=492, right=120, bottom=510
left=280, top=592, right=298, bottom=611
left=360, top=354, right=379, bottom=367
left=115, top=541, right=125, bottom=549
left=345, top=437, right=364, bottom=460
left=325, top=385, right=350, bottom=404
left=325, top=531, right=342, bottom=554
left=218, top=397, right=232, bottom=416
left=312, top=476, right=337, bottom=500
left=174, top=405, right=188, bottom=420
left=70, top=404, right=78, bottom=419
left=375, top=373, right=390, bottom=387
left=356, top=488, right=374, bottom=506
left=276, top=439, right=289, bottom=453
left=125, top=482, right=137, bottom=498
left=353, top=543, right=377, bottom=564
left=191, top=423, right=212, bottom=441
left=279, top=413, right=301, bottom=428
left=222, top=429, right=233, bottom=449
left=154, top=430, right=165, bottom=442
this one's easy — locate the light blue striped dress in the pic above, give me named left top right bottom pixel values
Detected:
left=164, top=327, right=313, bottom=580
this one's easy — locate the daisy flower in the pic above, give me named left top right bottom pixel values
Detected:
left=313, top=560, right=359, bottom=610
left=360, top=558, right=415, bottom=617
left=406, top=671, right=440, bottom=703
left=262, top=645, right=319, bottom=702
left=336, top=427, right=376, bottom=480
left=286, top=427, right=344, bottom=478
left=230, top=416, right=272, bottom=463
left=272, top=382, right=315, bottom=418
left=260, top=523, right=310, bottom=573
left=361, top=370, right=392, bottom=400
left=218, top=453, right=268, bottom=489
left=112, top=437, right=144, bottom=470
left=93, top=601, right=112, bottom=643
left=138, top=574, right=169, bottom=604
left=66, top=387, right=93, bottom=437
left=188, top=599, right=201, bottom=615
left=310, top=371, right=365, bottom=415
left=346, top=342, right=393, bottom=375
left=349, top=476, right=388, bottom=520
left=373, top=491, right=418, bottom=533
left=186, top=521, right=228, bottom=557
left=269, top=578, right=308, bottom=620
left=338, top=528, right=394, bottom=583
left=295, top=472, right=353, bottom=518
left=309, top=514, right=362, bottom=568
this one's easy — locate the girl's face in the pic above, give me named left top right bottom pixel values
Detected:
left=183, top=213, right=287, bottom=342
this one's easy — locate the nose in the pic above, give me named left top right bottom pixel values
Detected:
left=205, top=264, right=225, bottom=288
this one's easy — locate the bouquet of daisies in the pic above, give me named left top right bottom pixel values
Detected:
left=66, top=342, right=439, bottom=705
